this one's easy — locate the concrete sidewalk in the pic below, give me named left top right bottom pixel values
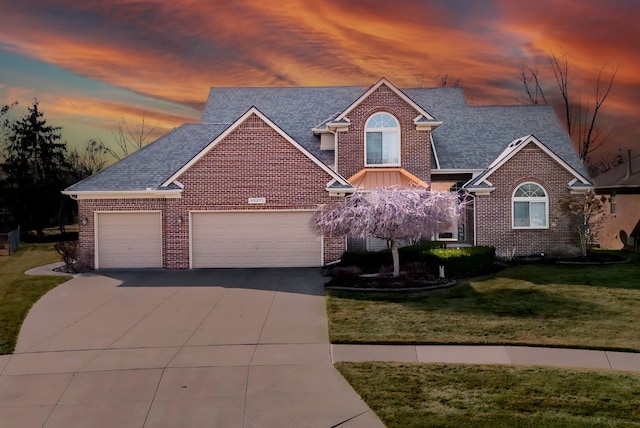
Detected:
left=332, top=344, right=640, bottom=371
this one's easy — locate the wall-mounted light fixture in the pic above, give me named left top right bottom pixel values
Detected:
left=177, top=215, right=183, bottom=225
left=81, top=216, right=88, bottom=226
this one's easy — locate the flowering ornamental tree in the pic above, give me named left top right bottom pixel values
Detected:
left=557, top=190, right=606, bottom=257
left=315, top=187, right=465, bottom=277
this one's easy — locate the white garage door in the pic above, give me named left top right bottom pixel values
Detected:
left=191, top=211, right=321, bottom=268
left=97, top=212, right=162, bottom=268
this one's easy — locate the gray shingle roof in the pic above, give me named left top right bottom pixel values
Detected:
left=66, top=83, right=590, bottom=192
left=403, top=88, right=588, bottom=177
left=201, top=86, right=364, bottom=165
left=593, top=153, right=640, bottom=189
left=65, top=123, right=228, bottom=192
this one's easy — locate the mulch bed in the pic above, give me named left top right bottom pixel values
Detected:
left=325, top=274, right=456, bottom=292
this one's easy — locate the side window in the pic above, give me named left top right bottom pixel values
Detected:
left=610, top=193, right=617, bottom=215
left=365, top=112, right=400, bottom=166
left=513, top=182, right=548, bottom=229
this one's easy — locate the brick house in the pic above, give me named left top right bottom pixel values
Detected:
left=593, top=150, right=640, bottom=251
left=63, top=78, right=593, bottom=269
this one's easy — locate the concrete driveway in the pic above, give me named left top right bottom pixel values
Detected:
left=0, top=268, right=383, bottom=428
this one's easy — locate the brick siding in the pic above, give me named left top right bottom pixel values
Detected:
left=475, top=143, right=578, bottom=256
left=337, top=84, right=431, bottom=182
left=78, top=113, right=345, bottom=269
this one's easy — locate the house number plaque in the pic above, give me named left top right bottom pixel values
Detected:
left=248, top=197, right=266, bottom=204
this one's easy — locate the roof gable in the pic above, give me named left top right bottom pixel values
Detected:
left=335, top=78, right=440, bottom=127
left=63, top=123, right=227, bottom=194
left=164, top=107, right=352, bottom=189
left=201, top=86, right=363, bottom=165
left=465, top=135, right=593, bottom=191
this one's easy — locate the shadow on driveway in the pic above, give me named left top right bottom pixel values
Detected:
left=95, top=267, right=327, bottom=296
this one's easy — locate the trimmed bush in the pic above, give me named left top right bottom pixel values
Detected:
left=423, top=246, right=496, bottom=277
left=54, top=241, right=78, bottom=266
left=339, top=242, right=446, bottom=273
left=330, top=265, right=362, bottom=279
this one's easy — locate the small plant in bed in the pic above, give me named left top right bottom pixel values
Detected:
left=327, top=245, right=497, bottom=290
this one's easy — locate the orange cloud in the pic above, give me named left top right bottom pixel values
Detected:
left=0, top=0, right=638, bottom=156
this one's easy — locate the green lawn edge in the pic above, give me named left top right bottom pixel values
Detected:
left=0, top=244, right=71, bottom=354
left=326, top=250, right=640, bottom=352
left=336, top=362, right=640, bottom=428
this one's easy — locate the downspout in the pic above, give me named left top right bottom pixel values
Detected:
left=328, top=127, right=338, bottom=172
left=470, top=193, right=477, bottom=246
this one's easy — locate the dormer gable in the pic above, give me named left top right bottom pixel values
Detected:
left=464, top=135, right=593, bottom=195
left=336, top=78, right=442, bottom=131
left=313, top=78, right=442, bottom=154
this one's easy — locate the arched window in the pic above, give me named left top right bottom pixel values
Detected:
left=365, top=112, right=400, bottom=166
left=512, top=182, right=548, bottom=228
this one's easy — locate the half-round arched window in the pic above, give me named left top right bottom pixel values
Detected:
left=512, top=182, right=548, bottom=228
left=365, top=112, right=400, bottom=166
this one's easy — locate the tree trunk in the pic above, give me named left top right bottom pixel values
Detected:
left=391, top=239, right=400, bottom=278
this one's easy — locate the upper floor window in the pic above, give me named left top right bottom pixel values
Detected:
left=365, top=112, right=400, bottom=166
left=513, top=182, right=548, bottom=229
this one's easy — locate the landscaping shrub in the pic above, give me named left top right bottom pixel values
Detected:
left=423, top=246, right=496, bottom=277
left=330, top=266, right=362, bottom=279
left=54, top=241, right=78, bottom=266
left=340, top=242, right=445, bottom=273
left=340, top=249, right=392, bottom=272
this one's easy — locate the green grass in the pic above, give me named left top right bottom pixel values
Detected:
left=327, top=251, right=640, bottom=350
left=501, top=250, right=640, bottom=289
left=336, top=362, right=640, bottom=428
left=0, top=244, right=70, bottom=354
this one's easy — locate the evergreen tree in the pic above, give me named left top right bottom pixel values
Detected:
left=0, top=100, right=70, bottom=234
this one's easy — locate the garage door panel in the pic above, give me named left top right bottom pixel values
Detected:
left=97, top=213, right=162, bottom=268
left=191, top=212, right=320, bottom=268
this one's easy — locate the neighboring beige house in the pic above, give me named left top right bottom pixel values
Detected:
left=63, top=78, right=593, bottom=269
left=594, top=151, right=640, bottom=251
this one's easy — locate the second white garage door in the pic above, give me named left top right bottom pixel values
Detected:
left=191, top=211, right=321, bottom=268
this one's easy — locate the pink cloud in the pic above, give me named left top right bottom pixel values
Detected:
left=0, top=0, right=638, bottom=156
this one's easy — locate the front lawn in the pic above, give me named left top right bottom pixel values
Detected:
left=327, top=252, right=640, bottom=351
left=0, top=244, right=70, bottom=354
left=336, top=362, right=640, bottom=428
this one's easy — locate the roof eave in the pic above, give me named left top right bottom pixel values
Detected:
left=465, top=187, right=495, bottom=195
left=61, top=189, right=183, bottom=200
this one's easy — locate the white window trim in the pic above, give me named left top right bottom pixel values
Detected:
left=364, top=112, right=401, bottom=167
left=512, top=182, right=549, bottom=229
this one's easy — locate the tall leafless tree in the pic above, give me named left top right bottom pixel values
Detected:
left=519, top=51, right=618, bottom=163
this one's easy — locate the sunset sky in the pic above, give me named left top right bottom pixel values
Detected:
left=0, top=0, right=638, bottom=163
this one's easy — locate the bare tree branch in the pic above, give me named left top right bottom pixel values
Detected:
left=520, top=51, right=618, bottom=163
left=105, top=116, right=159, bottom=160
left=579, top=65, right=618, bottom=160
left=518, top=65, right=548, bottom=105
left=549, top=51, right=574, bottom=137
